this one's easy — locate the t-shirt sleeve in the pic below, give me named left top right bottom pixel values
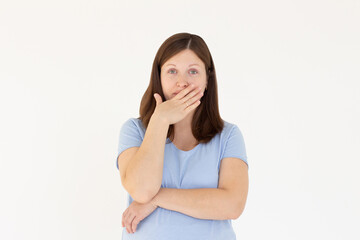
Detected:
left=115, top=118, right=143, bottom=170
left=221, top=125, right=249, bottom=169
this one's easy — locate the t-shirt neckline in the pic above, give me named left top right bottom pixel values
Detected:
left=167, top=138, right=201, bottom=154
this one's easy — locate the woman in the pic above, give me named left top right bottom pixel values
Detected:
left=116, top=32, right=249, bottom=239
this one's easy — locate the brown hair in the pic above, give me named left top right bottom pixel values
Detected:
left=138, top=32, right=224, bottom=144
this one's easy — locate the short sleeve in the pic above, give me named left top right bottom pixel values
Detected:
left=221, top=125, right=249, bottom=169
left=115, top=118, right=143, bottom=170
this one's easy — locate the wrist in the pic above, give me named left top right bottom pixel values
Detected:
left=151, top=111, right=169, bottom=126
left=150, top=195, right=159, bottom=208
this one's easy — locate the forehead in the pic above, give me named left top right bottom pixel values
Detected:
left=162, top=49, right=205, bottom=68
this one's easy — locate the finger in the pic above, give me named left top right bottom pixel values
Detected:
left=183, top=89, right=203, bottom=109
left=126, top=213, right=136, bottom=234
left=124, top=212, right=131, bottom=233
left=153, top=93, right=162, bottom=105
left=191, top=89, right=204, bottom=103
left=122, top=209, right=128, bottom=228
left=173, top=84, right=197, bottom=100
left=181, top=87, right=202, bottom=105
left=131, top=218, right=141, bottom=233
left=185, top=99, right=201, bottom=111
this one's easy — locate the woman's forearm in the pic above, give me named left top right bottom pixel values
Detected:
left=123, top=114, right=169, bottom=203
left=150, top=187, right=237, bottom=220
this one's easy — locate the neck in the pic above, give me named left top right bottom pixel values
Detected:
left=172, top=111, right=198, bottom=144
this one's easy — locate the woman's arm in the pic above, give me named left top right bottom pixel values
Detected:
left=123, top=114, right=169, bottom=203
left=150, top=187, right=238, bottom=220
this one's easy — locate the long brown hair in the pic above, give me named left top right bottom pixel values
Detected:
left=138, top=32, right=224, bottom=144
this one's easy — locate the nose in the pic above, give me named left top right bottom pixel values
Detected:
left=176, top=78, right=189, bottom=88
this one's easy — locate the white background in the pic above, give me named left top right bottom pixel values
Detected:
left=1, top=0, right=359, bottom=239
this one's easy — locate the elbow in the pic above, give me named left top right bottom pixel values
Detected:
left=231, top=207, right=244, bottom=220
left=132, top=193, right=152, bottom=204
left=122, top=176, right=161, bottom=204
left=141, top=186, right=161, bottom=203
left=125, top=181, right=160, bottom=204
left=132, top=188, right=159, bottom=204
left=230, top=201, right=246, bottom=220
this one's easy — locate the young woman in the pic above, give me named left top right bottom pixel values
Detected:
left=116, top=32, right=249, bottom=239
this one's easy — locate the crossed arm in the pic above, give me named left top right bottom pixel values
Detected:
left=148, top=157, right=249, bottom=220
left=150, top=187, right=239, bottom=220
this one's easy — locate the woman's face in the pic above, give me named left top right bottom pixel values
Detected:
left=160, top=49, right=207, bottom=101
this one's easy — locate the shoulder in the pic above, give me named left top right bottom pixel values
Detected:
left=119, top=117, right=146, bottom=137
left=122, top=117, right=145, bottom=129
left=221, top=120, right=244, bottom=139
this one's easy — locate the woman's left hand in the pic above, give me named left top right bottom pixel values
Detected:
left=122, top=200, right=158, bottom=234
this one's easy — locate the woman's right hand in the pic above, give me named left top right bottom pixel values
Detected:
left=153, top=84, right=203, bottom=125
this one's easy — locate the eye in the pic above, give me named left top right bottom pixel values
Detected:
left=168, top=69, right=198, bottom=75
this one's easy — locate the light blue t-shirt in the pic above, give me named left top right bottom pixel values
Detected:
left=116, top=117, right=248, bottom=240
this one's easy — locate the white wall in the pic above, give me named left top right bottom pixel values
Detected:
left=1, top=0, right=359, bottom=239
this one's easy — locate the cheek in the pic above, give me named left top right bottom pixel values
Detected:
left=161, top=78, right=173, bottom=88
left=161, top=81, right=170, bottom=90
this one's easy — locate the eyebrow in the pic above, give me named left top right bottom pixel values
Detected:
left=165, top=63, right=200, bottom=67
